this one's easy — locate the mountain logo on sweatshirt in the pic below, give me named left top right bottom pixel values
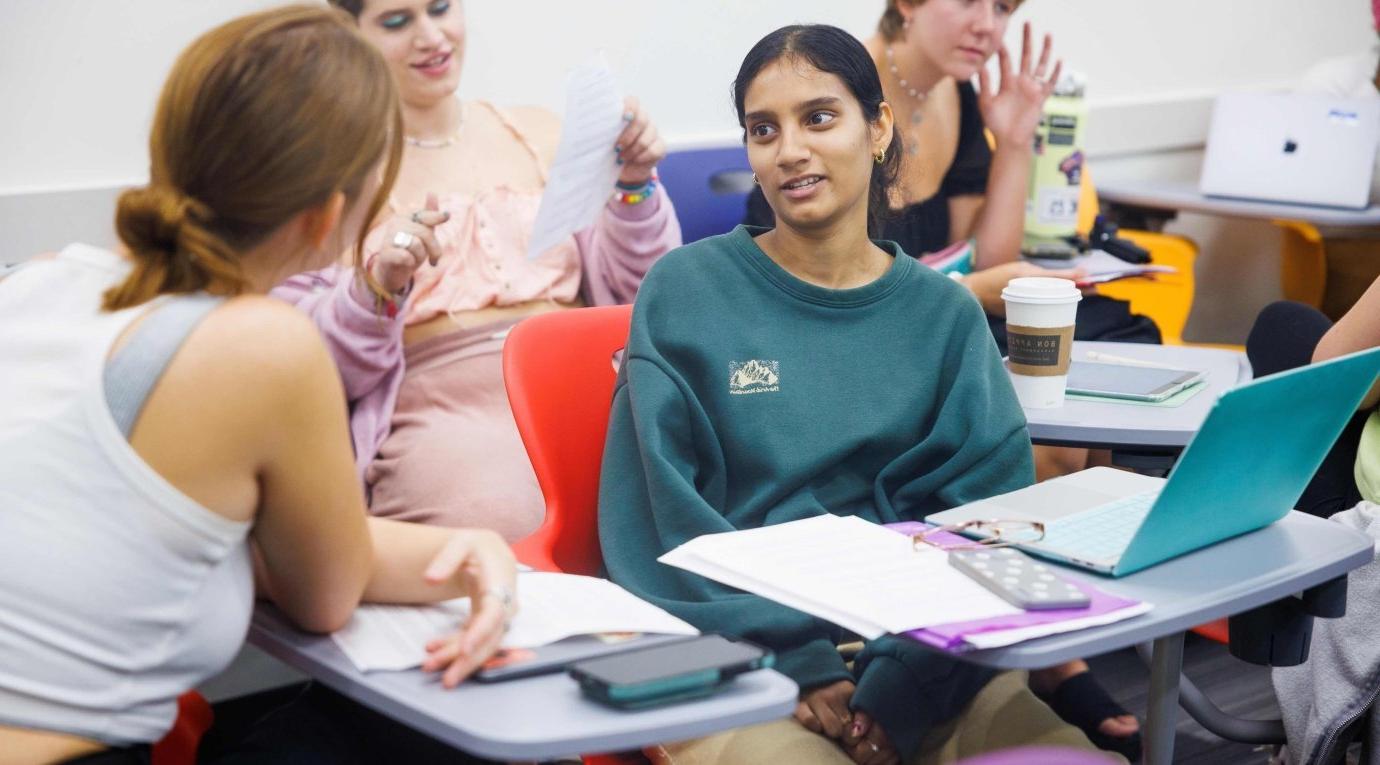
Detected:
left=729, top=360, right=780, bottom=395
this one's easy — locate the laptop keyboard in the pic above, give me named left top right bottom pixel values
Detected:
left=1036, top=491, right=1159, bottom=562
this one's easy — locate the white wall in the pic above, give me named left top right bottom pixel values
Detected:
left=2, top=0, right=1369, bottom=192
left=1, top=0, right=1373, bottom=340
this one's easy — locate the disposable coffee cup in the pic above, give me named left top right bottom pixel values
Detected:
left=1002, top=277, right=1081, bottom=409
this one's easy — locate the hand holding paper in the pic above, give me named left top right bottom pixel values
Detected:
left=613, top=95, right=666, bottom=187
left=527, top=57, right=627, bottom=260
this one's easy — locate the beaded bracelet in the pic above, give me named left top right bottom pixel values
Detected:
left=614, top=172, right=658, bottom=205
left=363, top=251, right=409, bottom=318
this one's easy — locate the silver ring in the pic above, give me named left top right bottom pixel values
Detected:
left=391, top=231, right=416, bottom=250
left=485, top=584, right=515, bottom=612
left=868, top=742, right=880, bottom=753
left=411, top=211, right=426, bottom=225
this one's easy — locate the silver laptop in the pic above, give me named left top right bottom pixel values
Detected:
left=1199, top=92, right=1379, bottom=209
left=926, top=348, right=1380, bottom=576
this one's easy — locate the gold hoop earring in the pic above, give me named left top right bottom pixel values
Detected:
left=874, top=149, right=887, bottom=165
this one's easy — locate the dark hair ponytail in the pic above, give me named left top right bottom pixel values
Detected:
left=732, top=24, right=902, bottom=238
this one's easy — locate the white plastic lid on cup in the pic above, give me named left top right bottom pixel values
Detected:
left=1001, top=276, right=1082, bottom=305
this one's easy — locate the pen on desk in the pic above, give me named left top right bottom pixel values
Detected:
left=1084, top=350, right=1181, bottom=370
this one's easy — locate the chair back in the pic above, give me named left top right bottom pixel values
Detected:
left=151, top=691, right=214, bottom=765
left=658, top=145, right=754, bottom=243
left=504, top=305, right=634, bottom=575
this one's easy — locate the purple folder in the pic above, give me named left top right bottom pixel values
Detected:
left=886, top=522, right=1143, bottom=653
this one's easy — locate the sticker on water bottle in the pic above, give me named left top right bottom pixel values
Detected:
left=1035, top=187, right=1080, bottom=226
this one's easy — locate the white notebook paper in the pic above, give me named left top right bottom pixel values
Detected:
left=331, top=571, right=698, bottom=672
left=660, top=514, right=1021, bottom=640
left=525, top=56, right=626, bottom=260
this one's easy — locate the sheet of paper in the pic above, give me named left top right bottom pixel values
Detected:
left=960, top=601, right=1153, bottom=650
left=526, top=57, right=626, bottom=260
left=1026, top=249, right=1176, bottom=278
left=661, top=543, right=889, bottom=638
left=659, top=515, right=1022, bottom=638
left=331, top=571, right=698, bottom=672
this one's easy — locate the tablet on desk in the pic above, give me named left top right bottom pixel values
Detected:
left=1065, top=360, right=1203, bottom=402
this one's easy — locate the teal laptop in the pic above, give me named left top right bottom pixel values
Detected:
left=926, top=347, right=1380, bottom=576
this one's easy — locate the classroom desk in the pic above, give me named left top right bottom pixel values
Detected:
left=248, top=608, right=799, bottom=761
left=1097, top=179, right=1380, bottom=228
left=923, top=511, right=1372, bottom=765
left=1021, top=341, right=1251, bottom=451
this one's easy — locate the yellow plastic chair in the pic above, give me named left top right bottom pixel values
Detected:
left=1076, top=169, right=1200, bottom=346
left=1275, top=219, right=1326, bottom=308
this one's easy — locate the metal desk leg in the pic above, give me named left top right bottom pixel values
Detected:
left=1145, top=632, right=1186, bottom=765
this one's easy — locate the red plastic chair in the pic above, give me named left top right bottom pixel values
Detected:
left=151, top=691, right=214, bottom=765
left=504, top=304, right=633, bottom=576
left=503, top=305, right=645, bottom=765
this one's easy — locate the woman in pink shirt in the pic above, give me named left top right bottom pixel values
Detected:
left=277, top=0, right=681, bottom=540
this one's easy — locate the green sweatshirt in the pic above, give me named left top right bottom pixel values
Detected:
left=598, top=225, right=1034, bottom=758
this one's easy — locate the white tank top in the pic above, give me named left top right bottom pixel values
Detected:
left=0, top=244, right=253, bottom=745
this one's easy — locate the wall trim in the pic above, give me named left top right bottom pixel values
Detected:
left=3, top=89, right=1262, bottom=262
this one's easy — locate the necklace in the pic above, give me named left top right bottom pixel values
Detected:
left=404, top=106, right=465, bottom=149
left=884, top=46, right=929, bottom=129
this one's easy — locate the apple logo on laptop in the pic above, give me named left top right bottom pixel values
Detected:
left=1283, top=138, right=1299, bottom=154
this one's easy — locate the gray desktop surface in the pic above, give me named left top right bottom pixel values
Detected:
left=250, top=512, right=1369, bottom=763
left=1021, top=341, right=1251, bottom=450
left=936, top=511, right=1372, bottom=765
left=248, top=609, right=798, bottom=761
left=939, top=511, right=1372, bottom=670
left=1098, top=179, right=1380, bottom=227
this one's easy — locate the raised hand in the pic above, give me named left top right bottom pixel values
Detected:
left=976, top=21, right=1062, bottom=150
left=369, top=192, right=448, bottom=295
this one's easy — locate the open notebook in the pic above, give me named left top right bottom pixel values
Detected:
left=660, top=514, right=1148, bottom=647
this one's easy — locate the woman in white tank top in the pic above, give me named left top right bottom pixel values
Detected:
left=0, top=8, right=515, bottom=763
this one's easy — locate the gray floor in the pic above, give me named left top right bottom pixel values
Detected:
left=1088, top=634, right=1282, bottom=764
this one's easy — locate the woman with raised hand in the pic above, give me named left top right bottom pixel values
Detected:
left=600, top=24, right=1111, bottom=765
left=0, top=7, right=513, bottom=763
left=865, top=4, right=1145, bottom=755
left=283, top=0, right=681, bottom=540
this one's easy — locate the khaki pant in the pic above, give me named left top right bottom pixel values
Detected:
left=649, top=672, right=1125, bottom=765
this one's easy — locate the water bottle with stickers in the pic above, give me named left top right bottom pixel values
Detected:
left=1022, top=71, right=1087, bottom=259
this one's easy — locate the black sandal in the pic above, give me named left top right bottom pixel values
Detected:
left=1037, top=670, right=1142, bottom=762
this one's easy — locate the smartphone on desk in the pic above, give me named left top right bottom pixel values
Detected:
left=1065, top=360, right=1203, bottom=402
left=474, top=633, right=689, bottom=682
left=568, top=633, right=773, bottom=710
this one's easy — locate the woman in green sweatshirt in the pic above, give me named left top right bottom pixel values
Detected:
left=598, top=24, right=1109, bottom=765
